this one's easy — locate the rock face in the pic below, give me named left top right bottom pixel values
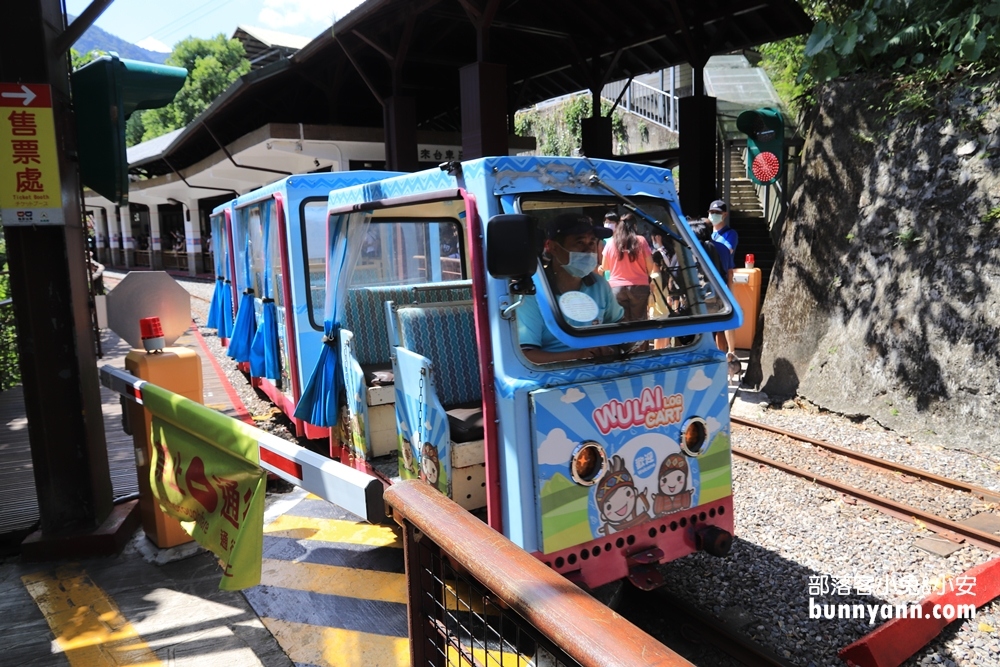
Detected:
left=748, top=76, right=1000, bottom=454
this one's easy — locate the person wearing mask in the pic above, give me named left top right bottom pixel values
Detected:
left=596, top=211, right=619, bottom=274
left=601, top=213, right=656, bottom=322
left=517, top=213, right=624, bottom=363
left=707, top=200, right=738, bottom=360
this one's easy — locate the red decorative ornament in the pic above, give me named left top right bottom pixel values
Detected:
left=752, top=151, right=780, bottom=183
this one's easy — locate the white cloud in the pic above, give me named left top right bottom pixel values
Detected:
left=258, top=0, right=364, bottom=29
left=538, top=428, right=576, bottom=466
left=706, top=415, right=721, bottom=438
left=137, top=37, right=172, bottom=53
left=687, top=368, right=712, bottom=391
left=561, top=387, right=585, bottom=404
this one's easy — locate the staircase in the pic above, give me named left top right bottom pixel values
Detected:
left=726, top=150, right=775, bottom=296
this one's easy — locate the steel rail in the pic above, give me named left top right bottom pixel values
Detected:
left=652, top=588, right=793, bottom=667
left=731, top=446, right=1000, bottom=553
left=732, top=416, right=1000, bottom=502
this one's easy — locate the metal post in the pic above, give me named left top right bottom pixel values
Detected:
left=120, top=203, right=133, bottom=268
left=0, top=0, right=115, bottom=544
left=669, top=67, right=676, bottom=131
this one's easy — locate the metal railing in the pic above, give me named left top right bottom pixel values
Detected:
left=385, top=480, right=694, bottom=667
left=602, top=78, right=680, bottom=131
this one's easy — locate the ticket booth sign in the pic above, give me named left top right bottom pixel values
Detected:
left=0, top=83, right=64, bottom=226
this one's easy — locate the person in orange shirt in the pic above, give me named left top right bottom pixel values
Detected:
left=601, top=213, right=655, bottom=322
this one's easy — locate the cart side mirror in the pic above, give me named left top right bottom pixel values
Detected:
left=486, top=214, right=540, bottom=279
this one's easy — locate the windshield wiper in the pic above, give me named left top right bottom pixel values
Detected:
left=586, top=172, right=688, bottom=246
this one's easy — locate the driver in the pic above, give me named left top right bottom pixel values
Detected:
left=517, top=213, right=624, bottom=363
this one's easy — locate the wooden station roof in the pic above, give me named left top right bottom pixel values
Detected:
left=134, top=0, right=811, bottom=177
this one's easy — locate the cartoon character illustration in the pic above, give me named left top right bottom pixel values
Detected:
left=399, top=433, right=417, bottom=477
left=596, top=455, right=651, bottom=535
left=652, top=453, right=693, bottom=516
left=420, top=442, right=440, bottom=487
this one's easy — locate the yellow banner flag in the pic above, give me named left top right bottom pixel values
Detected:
left=143, top=383, right=266, bottom=590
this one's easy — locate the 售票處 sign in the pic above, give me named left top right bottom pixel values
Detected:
left=0, top=83, right=64, bottom=226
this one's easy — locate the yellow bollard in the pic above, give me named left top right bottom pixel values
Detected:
left=125, top=348, right=203, bottom=548
left=731, top=268, right=762, bottom=350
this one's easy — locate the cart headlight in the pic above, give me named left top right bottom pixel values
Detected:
left=681, top=417, right=708, bottom=456
left=570, top=441, right=607, bottom=486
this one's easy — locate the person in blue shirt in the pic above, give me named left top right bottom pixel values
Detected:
left=708, top=199, right=738, bottom=359
left=517, top=213, right=625, bottom=363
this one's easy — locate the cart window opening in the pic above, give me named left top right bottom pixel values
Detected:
left=514, top=198, right=734, bottom=363
left=350, top=219, right=465, bottom=287
left=301, top=199, right=327, bottom=329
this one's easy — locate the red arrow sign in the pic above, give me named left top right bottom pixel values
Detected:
left=0, top=83, right=51, bottom=108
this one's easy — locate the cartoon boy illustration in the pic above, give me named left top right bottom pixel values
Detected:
left=596, top=455, right=651, bottom=535
left=652, top=453, right=693, bottom=516
left=420, top=442, right=441, bottom=487
left=399, top=433, right=418, bottom=477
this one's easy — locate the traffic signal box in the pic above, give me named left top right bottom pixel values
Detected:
left=125, top=348, right=203, bottom=548
left=736, top=108, right=784, bottom=186
left=71, top=54, right=187, bottom=205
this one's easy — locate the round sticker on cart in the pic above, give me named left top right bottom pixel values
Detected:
left=558, top=291, right=599, bottom=323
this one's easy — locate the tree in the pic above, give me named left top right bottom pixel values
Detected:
left=136, top=34, right=250, bottom=144
left=799, top=0, right=1000, bottom=82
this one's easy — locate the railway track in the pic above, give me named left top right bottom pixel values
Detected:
left=652, top=588, right=794, bottom=667
left=732, top=416, right=1000, bottom=553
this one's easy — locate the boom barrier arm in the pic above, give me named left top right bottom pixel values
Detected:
left=100, top=364, right=385, bottom=525
left=385, top=479, right=694, bottom=667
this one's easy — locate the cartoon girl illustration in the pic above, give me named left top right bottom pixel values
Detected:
left=595, top=455, right=651, bottom=535
left=420, top=442, right=441, bottom=487
left=652, top=453, right=693, bottom=516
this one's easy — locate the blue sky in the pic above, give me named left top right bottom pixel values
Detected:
left=65, top=0, right=365, bottom=53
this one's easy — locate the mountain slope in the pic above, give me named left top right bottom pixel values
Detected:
left=68, top=15, right=169, bottom=64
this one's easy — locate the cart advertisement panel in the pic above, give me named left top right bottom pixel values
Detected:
left=531, top=363, right=733, bottom=554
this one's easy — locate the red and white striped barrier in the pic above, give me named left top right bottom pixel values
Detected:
left=99, top=364, right=385, bottom=524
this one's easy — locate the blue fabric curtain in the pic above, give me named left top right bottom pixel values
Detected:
left=250, top=202, right=281, bottom=380
left=295, top=211, right=369, bottom=426
left=220, top=276, right=234, bottom=340
left=227, top=210, right=256, bottom=362
left=219, top=224, right=234, bottom=340
left=206, top=216, right=226, bottom=330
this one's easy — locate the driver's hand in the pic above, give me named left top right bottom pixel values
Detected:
left=588, top=345, right=620, bottom=360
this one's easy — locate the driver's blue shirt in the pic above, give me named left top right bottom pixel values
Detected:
left=517, top=274, right=624, bottom=352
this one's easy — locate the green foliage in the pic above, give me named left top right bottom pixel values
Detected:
left=758, top=1, right=859, bottom=114
left=515, top=95, right=628, bottom=156
left=895, top=226, right=922, bottom=248
left=760, top=38, right=814, bottom=116
left=983, top=206, right=1000, bottom=224
left=70, top=47, right=104, bottom=70
left=0, top=228, right=19, bottom=390
left=136, top=35, right=250, bottom=145
left=800, top=0, right=1000, bottom=82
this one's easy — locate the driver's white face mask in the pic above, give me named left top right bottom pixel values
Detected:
left=556, top=244, right=598, bottom=277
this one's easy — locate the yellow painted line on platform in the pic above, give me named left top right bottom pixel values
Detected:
left=260, top=558, right=406, bottom=604
left=264, top=514, right=402, bottom=547
left=21, top=565, right=162, bottom=667
left=446, top=643, right=532, bottom=667
left=262, top=616, right=409, bottom=667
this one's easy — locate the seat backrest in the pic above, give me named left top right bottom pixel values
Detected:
left=395, top=301, right=481, bottom=407
left=344, top=281, right=471, bottom=367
